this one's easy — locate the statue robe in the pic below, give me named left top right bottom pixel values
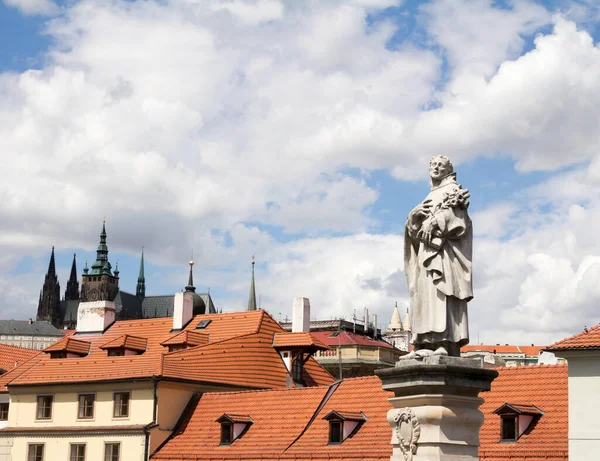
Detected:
left=404, top=176, right=472, bottom=348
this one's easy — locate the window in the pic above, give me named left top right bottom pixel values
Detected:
left=108, top=349, right=124, bottom=357
left=220, top=423, right=233, bottom=445
left=104, top=443, right=120, bottom=461
left=292, top=356, right=304, bottom=384
left=113, top=392, right=130, bottom=418
left=50, top=351, right=67, bottom=359
left=78, top=394, right=95, bottom=419
left=0, top=403, right=8, bottom=420
left=70, top=444, right=86, bottom=461
left=196, top=319, right=211, bottom=329
left=501, top=416, right=516, bottom=441
left=36, top=396, right=53, bottom=420
left=28, top=444, right=44, bottom=461
left=329, top=421, right=342, bottom=444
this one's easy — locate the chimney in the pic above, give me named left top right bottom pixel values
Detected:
left=292, top=297, right=310, bottom=333
left=28, top=318, right=32, bottom=325
left=373, top=314, right=377, bottom=337
left=173, top=291, right=194, bottom=331
left=77, top=300, right=116, bottom=333
left=365, top=308, right=369, bottom=333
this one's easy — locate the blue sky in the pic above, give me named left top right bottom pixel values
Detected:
left=2, top=0, right=600, bottom=344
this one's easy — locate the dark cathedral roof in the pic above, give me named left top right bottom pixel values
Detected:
left=58, top=291, right=217, bottom=326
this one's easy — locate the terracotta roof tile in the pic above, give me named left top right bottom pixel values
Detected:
left=479, top=364, right=568, bottom=461
left=0, top=344, right=39, bottom=373
left=161, top=330, right=209, bottom=347
left=44, top=337, right=90, bottom=355
left=548, top=323, right=600, bottom=350
left=272, top=332, right=329, bottom=350
left=151, top=376, right=393, bottom=461
left=461, top=345, right=545, bottom=355
left=99, top=334, right=148, bottom=352
left=5, top=310, right=333, bottom=390
left=163, top=314, right=333, bottom=389
left=310, top=331, right=393, bottom=349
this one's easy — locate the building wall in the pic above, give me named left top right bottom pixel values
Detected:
left=563, top=351, right=600, bottom=461
left=0, top=336, right=61, bottom=350
left=0, top=381, right=155, bottom=461
left=8, top=382, right=154, bottom=428
left=2, top=434, right=145, bottom=461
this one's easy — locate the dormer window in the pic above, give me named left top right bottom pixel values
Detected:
left=272, top=332, right=329, bottom=386
left=215, top=414, right=253, bottom=445
left=161, top=330, right=209, bottom=352
left=494, top=403, right=544, bottom=443
left=323, top=411, right=367, bottom=444
left=44, top=338, right=90, bottom=359
left=100, top=335, right=148, bottom=356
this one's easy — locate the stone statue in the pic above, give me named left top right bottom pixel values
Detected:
left=402, top=155, right=472, bottom=358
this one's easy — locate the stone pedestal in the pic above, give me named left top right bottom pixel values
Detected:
left=376, top=356, right=498, bottom=461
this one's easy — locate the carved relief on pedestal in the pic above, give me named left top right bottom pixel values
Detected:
left=388, top=408, right=420, bottom=461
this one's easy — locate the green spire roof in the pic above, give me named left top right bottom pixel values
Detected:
left=90, top=220, right=112, bottom=275
left=247, top=256, right=257, bottom=311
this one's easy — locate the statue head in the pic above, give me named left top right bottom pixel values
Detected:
left=429, top=155, right=454, bottom=181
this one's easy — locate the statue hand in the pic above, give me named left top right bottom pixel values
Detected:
left=417, top=217, right=437, bottom=244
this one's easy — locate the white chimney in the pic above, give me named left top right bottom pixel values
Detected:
left=77, top=301, right=116, bottom=333
left=292, top=297, right=310, bottom=333
left=173, top=291, right=194, bottom=330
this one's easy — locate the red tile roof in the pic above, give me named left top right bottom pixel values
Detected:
left=0, top=345, right=39, bottom=374
left=151, top=376, right=393, bottom=461
left=272, top=332, right=329, bottom=350
left=4, top=310, right=333, bottom=390
left=461, top=345, right=545, bottom=355
left=99, top=334, right=148, bottom=352
left=162, top=314, right=333, bottom=389
left=44, top=337, right=90, bottom=355
left=479, top=364, right=568, bottom=461
left=548, top=323, right=600, bottom=350
left=310, top=331, right=393, bottom=349
left=161, top=330, right=209, bottom=347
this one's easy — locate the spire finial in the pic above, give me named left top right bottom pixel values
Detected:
left=185, top=254, right=196, bottom=293
left=247, top=255, right=257, bottom=311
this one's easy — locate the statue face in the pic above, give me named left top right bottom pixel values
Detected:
left=429, top=156, right=452, bottom=180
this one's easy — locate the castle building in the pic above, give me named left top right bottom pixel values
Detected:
left=382, top=302, right=412, bottom=351
left=36, top=222, right=216, bottom=329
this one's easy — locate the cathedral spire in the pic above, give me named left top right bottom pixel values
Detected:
left=247, top=256, right=257, bottom=311
left=47, top=246, right=56, bottom=278
left=37, top=247, right=61, bottom=327
left=64, top=253, right=79, bottom=301
left=136, top=248, right=146, bottom=301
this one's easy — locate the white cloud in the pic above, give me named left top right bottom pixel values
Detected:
left=3, top=0, right=58, bottom=15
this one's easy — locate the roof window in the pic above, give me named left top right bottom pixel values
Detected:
left=215, top=414, right=253, bottom=445
left=323, top=411, right=367, bottom=444
left=196, top=319, right=212, bottom=330
left=494, top=403, right=544, bottom=442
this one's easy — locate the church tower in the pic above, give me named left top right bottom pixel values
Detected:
left=383, top=302, right=412, bottom=351
left=80, top=221, right=119, bottom=302
left=136, top=249, right=146, bottom=301
left=37, top=247, right=61, bottom=324
left=64, top=253, right=79, bottom=301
